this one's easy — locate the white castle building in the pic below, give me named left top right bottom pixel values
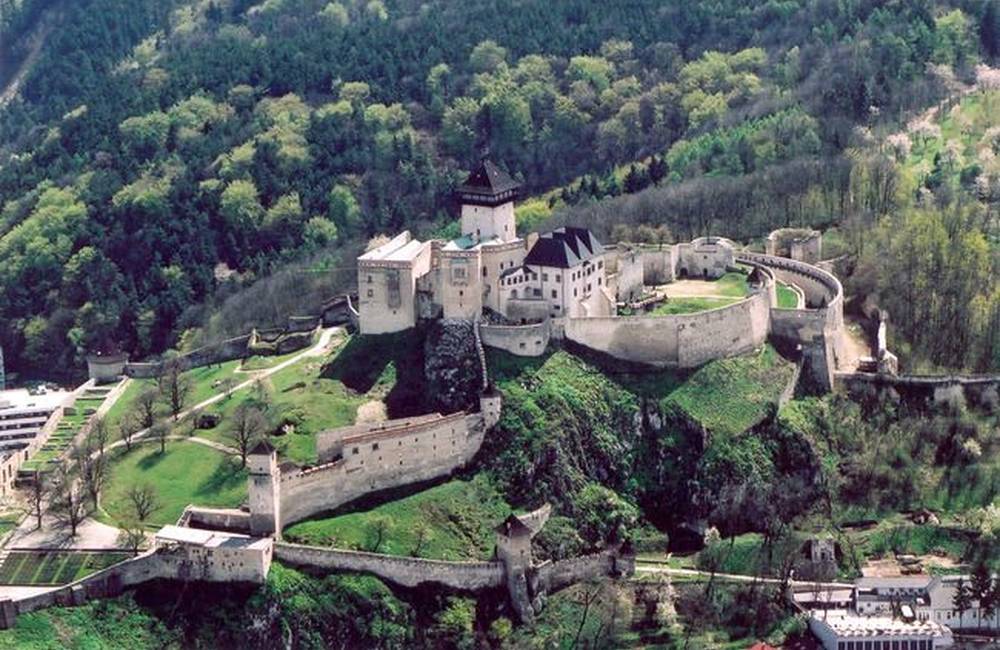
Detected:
left=357, top=161, right=614, bottom=334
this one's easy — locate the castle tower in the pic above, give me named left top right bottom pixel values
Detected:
left=248, top=440, right=281, bottom=538
left=456, top=160, right=521, bottom=244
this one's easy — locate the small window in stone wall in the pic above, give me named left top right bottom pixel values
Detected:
left=352, top=447, right=359, bottom=455
left=367, top=289, right=373, bottom=298
left=372, top=443, right=379, bottom=451
left=555, top=275, right=561, bottom=282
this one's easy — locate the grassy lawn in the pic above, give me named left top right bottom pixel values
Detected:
left=776, top=282, right=799, bottom=309
left=100, top=441, right=247, bottom=527
left=283, top=475, right=510, bottom=560
left=0, top=552, right=130, bottom=586
left=661, top=345, right=795, bottom=436
left=240, top=348, right=306, bottom=371
left=650, top=296, right=741, bottom=315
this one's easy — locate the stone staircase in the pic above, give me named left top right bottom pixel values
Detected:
left=472, top=320, right=489, bottom=391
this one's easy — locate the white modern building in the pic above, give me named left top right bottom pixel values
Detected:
left=0, top=387, right=69, bottom=453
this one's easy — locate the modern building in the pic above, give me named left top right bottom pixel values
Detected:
left=357, top=160, right=612, bottom=334
left=0, top=387, right=69, bottom=453
left=803, top=574, right=1000, bottom=649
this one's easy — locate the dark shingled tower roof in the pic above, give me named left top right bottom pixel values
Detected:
left=455, top=160, right=521, bottom=206
left=494, top=514, right=534, bottom=538
left=249, top=439, right=276, bottom=455
left=524, top=227, right=604, bottom=269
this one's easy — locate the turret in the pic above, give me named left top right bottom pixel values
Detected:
left=456, top=160, right=521, bottom=244
left=247, top=440, right=281, bottom=538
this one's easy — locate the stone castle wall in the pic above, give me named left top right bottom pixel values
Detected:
left=479, top=321, right=551, bottom=357
left=274, top=542, right=504, bottom=590
left=563, top=291, right=770, bottom=368
left=279, top=413, right=487, bottom=527
left=533, top=549, right=628, bottom=595
left=836, top=372, right=1000, bottom=410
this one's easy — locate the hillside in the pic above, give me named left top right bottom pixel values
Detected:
left=1, top=0, right=998, bottom=379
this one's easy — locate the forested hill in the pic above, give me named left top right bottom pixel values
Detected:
left=0, top=0, right=998, bottom=378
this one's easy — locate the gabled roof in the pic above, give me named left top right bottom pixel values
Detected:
left=494, top=514, right=534, bottom=538
left=457, top=160, right=521, bottom=196
left=524, top=227, right=604, bottom=269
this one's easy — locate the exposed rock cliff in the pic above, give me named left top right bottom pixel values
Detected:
left=424, top=319, right=481, bottom=413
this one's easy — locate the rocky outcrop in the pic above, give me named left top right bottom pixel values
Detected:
left=424, top=319, right=481, bottom=413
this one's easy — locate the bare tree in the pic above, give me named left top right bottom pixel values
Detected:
left=25, top=472, right=48, bottom=530
left=367, top=515, right=391, bottom=552
left=74, top=442, right=106, bottom=511
left=219, top=377, right=237, bottom=401
left=228, top=403, right=268, bottom=468
left=91, top=417, right=110, bottom=458
left=158, top=360, right=192, bottom=421
left=136, top=388, right=159, bottom=429
left=117, top=522, right=148, bottom=555
left=411, top=523, right=432, bottom=557
left=118, top=413, right=139, bottom=452
left=151, top=422, right=169, bottom=454
left=49, top=462, right=88, bottom=537
left=126, top=483, right=160, bottom=522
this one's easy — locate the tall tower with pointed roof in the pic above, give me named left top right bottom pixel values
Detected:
left=456, top=160, right=521, bottom=244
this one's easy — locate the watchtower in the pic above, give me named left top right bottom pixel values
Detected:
left=456, top=160, right=521, bottom=244
left=248, top=440, right=281, bottom=538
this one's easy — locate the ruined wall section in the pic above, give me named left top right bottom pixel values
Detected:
left=274, top=542, right=504, bottom=590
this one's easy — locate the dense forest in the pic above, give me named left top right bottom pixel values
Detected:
left=0, top=0, right=997, bottom=377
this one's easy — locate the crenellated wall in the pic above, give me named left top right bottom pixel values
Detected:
left=274, top=542, right=504, bottom=590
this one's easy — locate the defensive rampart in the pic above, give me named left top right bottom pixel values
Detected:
left=563, top=291, right=770, bottom=368
left=274, top=542, right=505, bottom=590
left=532, top=548, right=634, bottom=594
left=479, top=321, right=551, bottom=357
left=279, top=413, right=487, bottom=527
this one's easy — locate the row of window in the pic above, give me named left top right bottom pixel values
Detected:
left=837, top=640, right=932, bottom=650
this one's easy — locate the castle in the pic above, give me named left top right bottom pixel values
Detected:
left=358, top=160, right=851, bottom=391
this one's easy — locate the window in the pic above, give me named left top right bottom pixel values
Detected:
left=574, top=288, right=578, bottom=297
left=555, top=274, right=561, bottom=282
left=366, top=289, right=374, bottom=298
left=554, top=305, right=561, bottom=310
left=459, top=290, right=464, bottom=297
left=367, top=275, right=373, bottom=283
left=598, top=261, right=603, bottom=269
left=372, top=443, right=379, bottom=451
left=352, top=447, right=359, bottom=455
left=551, top=289, right=557, bottom=298
left=483, top=267, right=487, bottom=277
left=598, top=277, right=602, bottom=286
left=542, top=273, right=549, bottom=282
left=533, top=288, right=541, bottom=297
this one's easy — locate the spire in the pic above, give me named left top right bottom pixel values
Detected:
left=455, top=160, right=521, bottom=207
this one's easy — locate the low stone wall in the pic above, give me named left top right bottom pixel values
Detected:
left=274, top=542, right=504, bottom=590
left=479, top=321, right=551, bottom=357
left=836, top=372, right=1000, bottom=410
left=564, top=292, right=770, bottom=368
left=183, top=506, right=252, bottom=533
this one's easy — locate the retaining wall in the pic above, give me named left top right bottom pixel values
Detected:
left=479, top=321, right=551, bottom=357
left=836, top=372, right=1000, bottom=409
left=274, top=542, right=504, bottom=590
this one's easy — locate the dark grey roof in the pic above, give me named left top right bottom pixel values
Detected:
left=249, top=439, right=275, bottom=455
left=524, top=227, right=604, bottom=269
left=494, top=514, right=533, bottom=537
left=457, top=160, right=521, bottom=196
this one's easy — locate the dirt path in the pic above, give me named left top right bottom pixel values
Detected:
left=633, top=562, right=852, bottom=589
left=837, top=318, right=872, bottom=371
left=0, top=16, right=54, bottom=109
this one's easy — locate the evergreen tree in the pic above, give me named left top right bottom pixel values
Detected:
left=982, top=1, right=1000, bottom=60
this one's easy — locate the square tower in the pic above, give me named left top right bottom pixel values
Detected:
left=456, top=160, right=521, bottom=244
left=248, top=440, right=281, bottom=537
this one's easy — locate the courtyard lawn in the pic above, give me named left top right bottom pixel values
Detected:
left=650, top=296, right=741, bottom=315
left=283, top=476, right=511, bottom=560
left=100, top=441, right=247, bottom=527
left=776, top=282, right=799, bottom=309
left=0, top=552, right=130, bottom=586
left=713, top=271, right=751, bottom=297
left=662, top=344, right=796, bottom=436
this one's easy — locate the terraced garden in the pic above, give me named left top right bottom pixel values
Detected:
left=0, top=551, right=130, bottom=586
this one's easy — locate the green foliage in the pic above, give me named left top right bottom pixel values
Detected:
left=284, top=476, right=510, bottom=560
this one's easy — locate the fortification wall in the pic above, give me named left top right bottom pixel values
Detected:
left=280, top=414, right=486, bottom=526
left=533, top=549, right=632, bottom=594
left=738, top=252, right=842, bottom=317
left=183, top=506, right=252, bottom=533
left=836, top=372, right=1000, bottom=410
left=605, top=246, right=644, bottom=302
left=564, top=292, right=769, bottom=368
left=274, top=542, right=504, bottom=590
left=479, top=321, right=550, bottom=357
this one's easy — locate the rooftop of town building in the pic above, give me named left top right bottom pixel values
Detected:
left=524, top=227, right=604, bottom=269
left=0, top=387, right=71, bottom=414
